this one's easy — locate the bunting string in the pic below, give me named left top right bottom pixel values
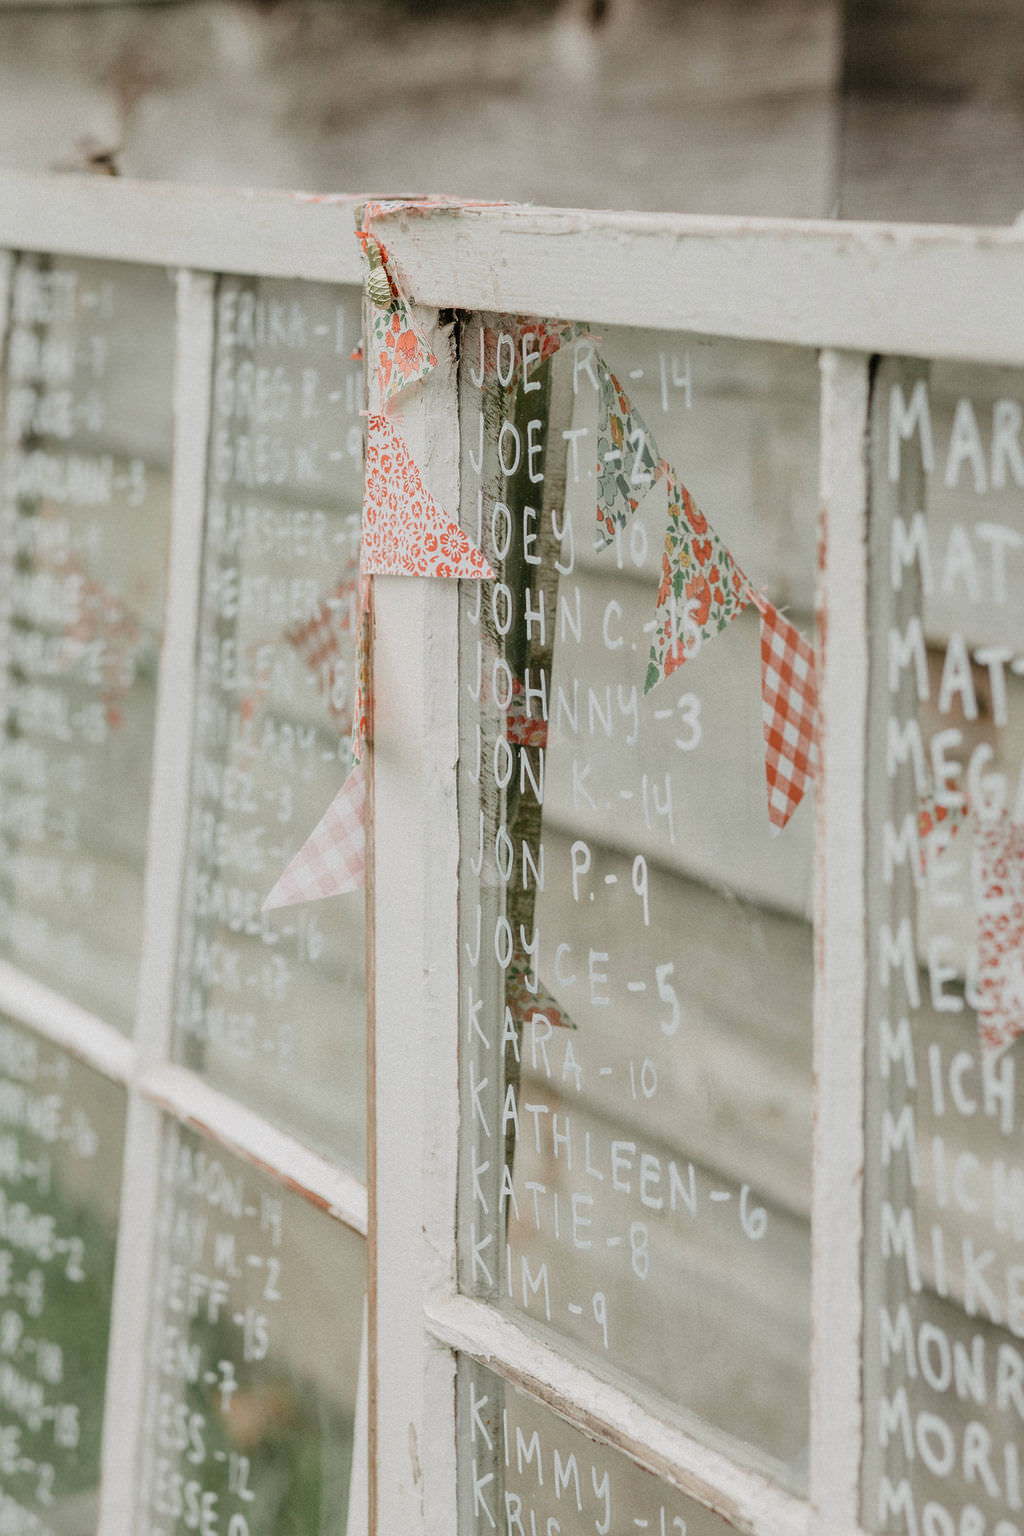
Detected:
left=266, top=221, right=824, bottom=912
left=590, top=354, right=820, bottom=830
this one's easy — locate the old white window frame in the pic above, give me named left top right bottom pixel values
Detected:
left=2, top=170, right=1024, bottom=1536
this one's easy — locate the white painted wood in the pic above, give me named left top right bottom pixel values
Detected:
left=0, top=171, right=364, bottom=283
left=133, top=268, right=213, bottom=1069
left=385, top=204, right=1024, bottom=363
left=0, top=249, right=14, bottom=966
left=0, top=959, right=135, bottom=1082
left=137, top=1060, right=368, bottom=1233
left=369, top=309, right=461, bottom=1536
left=98, top=1093, right=164, bottom=1536
left=808, top=351, right=870, bottom=1532
left=0, top=248, right=10, bottom=340
left=426, top=1290, right=812, bottom=1536
left=98, top=269, right=217, bottom=1536
left=4, top=174, right=1024, bottom=359
left=345, top=1301, right=370, bottom=1536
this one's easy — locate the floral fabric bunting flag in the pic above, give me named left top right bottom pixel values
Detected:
left=917, top=773, right=968, bottom=877
left=506, top=961, right=575, bottom=1032
left=263, top=758, right=367, bottom=909
left=753, top=593, right=819, bottom=831
left=472, top=318, right=589, bottom=390
left=974, top=811, right=1024, bottom=1055
left=645, top=474, right=751, bottom=693
left=363, top=413, right=493, bottom=578
left=505, top=674, right=549, bottom=749
left=595, top=363, right=663, bottom=548
left=358, top=230, right=437, bottom=406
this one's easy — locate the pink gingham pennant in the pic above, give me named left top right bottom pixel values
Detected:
left=753, top=593, right=819, bottom=831
left=263, top=415, right=491, bottom=908
left=263, top=759, right=366, bottom=910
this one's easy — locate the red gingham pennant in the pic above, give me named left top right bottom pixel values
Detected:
left=262, top=759, right=366, bottom=910
left=753, top=594, right=819, bottom=831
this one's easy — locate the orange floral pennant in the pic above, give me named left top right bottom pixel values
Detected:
left=363, top=413, right=493, bottom=578
left=471, top=317, right=590, bottom=391
left=917, top=772, right=968, bottom=877
left=645, top=471, right=751, bottom=694
left=358, top=230, right=437, bottom=407
left=506, top=960, right=576, bottom=1032
left=974, top=811, right=1024, bottom=1055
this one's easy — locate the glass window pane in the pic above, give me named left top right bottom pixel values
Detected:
left=0, top=256, right=175, bottom=1029
left=137, top=1122, right=365, bottom=1536
left=863, top=359, right=1024, bottom=1533
left=459, top=1359, right=747, bottom=1536
left=457, top=319, right=817, bottom=1482
left=171, top=278, right=366, bottom=1173
left=0, top=1015, right=126, bottom=1533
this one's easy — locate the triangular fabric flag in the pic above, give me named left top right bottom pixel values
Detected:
left=505, top=674, right=549, bottom=749
left=645, top=473, right=751, bottom=694
left=472, top=318, right=589, bottom=391
left=595, top=362, right=663, bottom=549
left=374, top=298, right=437, bottom=405
left=263, top=759, right=367, bottom=910
left=753, top=594, right=818, bottom=831
left=506, top=960, right=576, bottom=1032
left=358, top=231, right=437, bottom=406
left=65, top=553, right=144, bottom=731
left=974, top=811, right=1024, bottom=1055
left=362, top=414, right=493, bottom=577
left=283, top=562, right=361, bottom=732
left=917, top=771, right=968, bottom=878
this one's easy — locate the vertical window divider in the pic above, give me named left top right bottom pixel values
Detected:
left=98, top=267, right=215, bottom=1536
left=368, top=299, right=462, bottom=1536
left=0, top=247, right=11, bottom=349
left=0, top=249, right=13, bottom=853
left=808, top=347, right=872, bottom=1533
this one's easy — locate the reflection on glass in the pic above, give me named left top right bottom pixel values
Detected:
left=0, top=256, right=174, bottom=1029
left=171, top=278, right=366, bottom=1173
left=136, top=1122, right=365, bottom=1536
left=457, top=319, right=816, bottom=1481
left=459, top=1360, right=743, bottom=1536
left=0, top=1015, right=125, bottom=1534
left=863, top=360, right=1024, bottom=1532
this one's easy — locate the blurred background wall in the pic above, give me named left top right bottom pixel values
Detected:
left=0, top=0, right=1022, bottom=223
